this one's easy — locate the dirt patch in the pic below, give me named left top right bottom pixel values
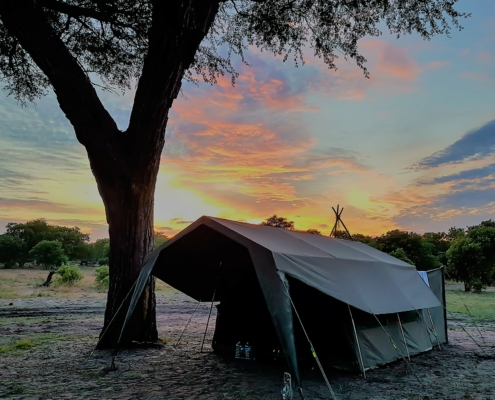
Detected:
left=0, top=292, right=494, bottom=400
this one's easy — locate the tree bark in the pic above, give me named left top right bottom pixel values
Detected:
left=0, top=0, right=222, bottom=347
left=96, top=171, right=158, bottom=347
left=464, top=280, right=471, bottom=292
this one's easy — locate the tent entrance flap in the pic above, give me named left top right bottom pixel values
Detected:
left=117, top=250, right=160, bottom=346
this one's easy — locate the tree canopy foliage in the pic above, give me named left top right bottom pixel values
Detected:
left=0, top=235, right=26, bottom=268
left=446, top=225, right=495, bottom=292
left=261, top=214, right=295, bottom=230
left=2, top=219, right=90, bottom=267
left=29, top=240, right=68, bottom=269
left=0, top=0, right=469, bottom=104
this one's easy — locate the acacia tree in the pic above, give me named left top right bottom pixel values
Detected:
left=0, top=0, right=468, bottom=347
left=261, top=214, right=295, bottom=230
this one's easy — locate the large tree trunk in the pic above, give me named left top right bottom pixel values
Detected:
left=1, top=0, right=222, bottom=347
left=96, top=171, right=159, bottom=348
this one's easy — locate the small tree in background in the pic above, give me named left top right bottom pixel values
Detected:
left=305, top=229, right=321, bottom=235
left=446, top=238, right=486, bottom=292
left=389, top=248, right=414, bottom=265
left=4, top=219, right=90, bottom=265
left=154, top=231, right=169, bottom=249
left=447, top=226, right=495, bottom=292
left=261, top=215, right=295, bottom=230
left=0, top=235, right=26, bottom=268
left=374, top=230, right=440, bottom=271
left=29, top=240, right=67, bottom=270
left=350, top=233, right=377, bottom=246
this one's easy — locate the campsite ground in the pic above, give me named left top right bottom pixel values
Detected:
left=0, top=268, right=494, bottom=400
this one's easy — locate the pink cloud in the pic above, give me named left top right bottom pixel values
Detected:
left=376, top=44, right=421, bottom=80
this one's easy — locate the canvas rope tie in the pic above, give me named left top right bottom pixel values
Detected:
left=372, top=314, right=428, bottom=393
left=443, top=306, right=488, bottom=355
left=348, top=304, right=366, bottom=378
left=283, top=281, right=337, bottom=400
left=426, top=309, right=442, bottom=350
left=175, top=300, right=201, bottom=347
left=396, top=313, right=411, bottom=362
left=414, top=309, right=442, bottom=350
left=444, top=271, right=486, bottom=344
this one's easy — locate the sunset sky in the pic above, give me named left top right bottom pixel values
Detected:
left=1, top=0, right=495, bottom=241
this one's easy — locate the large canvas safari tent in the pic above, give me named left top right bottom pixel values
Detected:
left=120, top=216, right=447, bottom=390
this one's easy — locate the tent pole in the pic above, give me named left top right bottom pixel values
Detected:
left=348, top=304, right=366, bottom=378
left=283, top=281, right=337, bottom=400
left=396, top=313, right=410, bottom=362
left=201, top=261, right=222, bottom=353
left=426, top=309, right=442, bottom=350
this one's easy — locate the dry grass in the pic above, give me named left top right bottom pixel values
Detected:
left=0, top=267, right=178, bottom=300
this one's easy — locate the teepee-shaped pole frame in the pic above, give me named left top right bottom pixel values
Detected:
left=329, top=204, right=352, bottom=240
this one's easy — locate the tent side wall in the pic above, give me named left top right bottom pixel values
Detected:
left=354, top=311, right=431, bottom=371
left=424, top=267, right=448, bottom=345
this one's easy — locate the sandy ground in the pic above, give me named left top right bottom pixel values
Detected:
left=0, top=287, right=494, bottom=400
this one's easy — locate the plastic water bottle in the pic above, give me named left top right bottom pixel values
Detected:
left=235, top=341, right=241, bottom=359
left=281, top=372, right=293, bottom=400
left=245, top=342, right=251, bottom=360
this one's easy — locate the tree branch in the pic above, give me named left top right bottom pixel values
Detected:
left=0, top=0, right=117, bottom=131
left=127, top=0, right=222, bottom=166
left=38, top=0, right=108, bottom=21
left=0, top=0, right=125, bottom=172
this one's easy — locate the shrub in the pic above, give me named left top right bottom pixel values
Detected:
left=98, top=257, right=109, bottom=266
left=471, top=279, right=486, bottom=293
left=55, top=265, right=83, bottom=286
left=15, top=340, right=34, bottom=350
left=95, top=265, right=109, bottom=289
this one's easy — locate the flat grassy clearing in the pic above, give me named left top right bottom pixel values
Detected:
left=446, top=289, right=495, bottom=319
left=1, top=267, right=493, bottom=319
left=0, top=266, right=178, bottom=300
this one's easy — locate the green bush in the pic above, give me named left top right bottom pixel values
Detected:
left=55, top=265, right=83, bottom=286
left=471, top=279, right=486, bottom=293
left=95, top=265, right=109, bottom=289
left=98, top=257, right=109, bottom=266
left=15, top=340, right=34, bottom=350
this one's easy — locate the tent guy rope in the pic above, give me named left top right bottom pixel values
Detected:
left=283, top=279, right=337, bottom=400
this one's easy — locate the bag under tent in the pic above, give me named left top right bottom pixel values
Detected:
left=119, top=216, right=447, bottom=389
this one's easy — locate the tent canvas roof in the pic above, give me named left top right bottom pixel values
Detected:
left=154, top=217, right=441, bottom=315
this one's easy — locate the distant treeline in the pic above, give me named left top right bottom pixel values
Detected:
left=0, top=219, right=169, bottom=269
left=2, top=216, right=494, bottom=293
left=261, top=214, right=495, bottom=292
